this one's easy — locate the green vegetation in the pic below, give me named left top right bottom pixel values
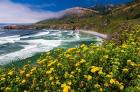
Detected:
left=35, top=2, right=140, bottom=34
left=0, top=25, right=140, bottom=92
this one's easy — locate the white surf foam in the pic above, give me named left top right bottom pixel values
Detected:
left=0, top=35, right=20, bottom=45
left=75, top=31, right=80, bottom=40
left=32, top=31, right=50, bottom=37
left=21, top=31, right=50, bottom=39
left=0, top=39, right=62, bottom=65
left=43, top=29, right=60, bottom=32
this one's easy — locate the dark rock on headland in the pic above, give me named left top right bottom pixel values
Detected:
left=3, top=25, right=36, bottom=30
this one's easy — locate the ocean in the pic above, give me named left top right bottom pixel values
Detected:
left=0, top=24, right=103, bottom=66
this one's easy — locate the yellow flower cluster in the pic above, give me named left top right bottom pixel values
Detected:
left=90, top=66, right=103, bottom=74
left=127, top=60, right=140, bottom=67
left=84, top=75, right=92, bottom=81
left=61, top=83, right=71, bottom=92
left=67, top=48, right=77, bottom=52
left=75, top=59, right=86, bottom=67
left=122, top=68, right=129, bottom=73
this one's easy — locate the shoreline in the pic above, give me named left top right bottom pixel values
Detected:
left=77, top=29, right=108, bottom=39
left=1, top=24, right=108, bottom=39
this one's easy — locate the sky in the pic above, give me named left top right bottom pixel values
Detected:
left=0, top=0, right=132, bottom=23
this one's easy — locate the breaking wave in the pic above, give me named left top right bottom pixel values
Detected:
left=0, top=29, right=101, bottom=65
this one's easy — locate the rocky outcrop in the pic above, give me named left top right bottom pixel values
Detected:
left=3, top=25, right=36, bottom=30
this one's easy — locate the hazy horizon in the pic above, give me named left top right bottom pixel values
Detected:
left=0, top=0, right=132, bottom=23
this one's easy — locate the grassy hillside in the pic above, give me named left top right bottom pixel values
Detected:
left=35, top=2, right=140, bottom=34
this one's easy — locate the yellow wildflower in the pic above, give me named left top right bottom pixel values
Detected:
left=84, top=75, right=92, bottom=81
left=1, top=74, right=6, bottom=77
left=30, top=71, right=33, bottom=75
left=83, top=47, right=88, bottom=52
left=137, top=75, right=140, bottom=78
left=106, top=74, right=113, bottom=78
left=137, top=64, right=140, bottom=67
left=87, top=75, right=92, bottom=81
left=80, top=44, right=86, bottom=48
left=110, top=79, right=117, bottom=84
left=109, top=72, right=113, bottom=75
left=61, top=83, right=71, bottom=92
left=69, top=74, right=74, bottom=78
left=104, top=83, right=109, bottom=87
left=65, top=54, right=71, bottom=58
left=46, top=68, right=54, bottom=75
left=127, top=60, right=132, bottom=65
left=51, top=82, right=55, bottom=85
left=31, top=67, right=36, bottom=72
left=49, top=77, right=53, bottom=81
left=61, top=83, right=67, bottom=87
left=20, top=70, right=25, bottom=75
left=57, top=63, right=62, bottom=66
left=76, top=50, right=80, bottom=54
left=127, top=60, right=136, bottom=66
left=56, top=80, right=61, bottom=85
left=16, top=77, right=20, bottom=82
left=5, top=87, right=11, bottom=91
left=24, top=90, right=28, bottom=92
left=94, top=83, right=100, bottom=88
left=47, top=60, right=57, bottom=67
left=26, top=74, right=31, bottom=78
left=37, top=60, right=44, bottom=65
left=76, top=68, right=81, bottom=73
left=50, top=68, right=54, bottom=71
left=55, top=76, right=59, bottom=80
left=8, top=71, right=14, bottom=76
left=119, top=84, right=124, bottom=90
left=67, top=48, right=76, bottom=52
left=121, top=44, right=128, bottom=48
left=64, top=72, right=69, bottom=78
left=122, top=68, right=129, bottom=73
left=99, top=88, right=103, bottom=92
left=1, top=77, right=5, bottom=81
left=21, top=79, right=26, bottom=84
left=71, top=71, right=75, bottom=75
left=91, top=66, right=102, bottom=73
left=80, top=59, right=86, bottom=63
left=67, top=81, right=72, bottom=85
left=98, top=70, right=104, bottom=75
left=75, top=62, right=80, bottom=67
left=121, top=50, right=125, bottom=53
left=103, top=55, right=109, bottom=59
left=63, top=85, right=70, bottom=92
left=23, top=64, right=29, bottom=69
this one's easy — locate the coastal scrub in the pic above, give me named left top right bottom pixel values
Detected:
left=0, top=25, right=140, bottom=92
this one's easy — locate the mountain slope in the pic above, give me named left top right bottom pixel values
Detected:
left=35, top=2, right=140, bottom=33
left=38, top=7, right=98, bottom=23
left=35, top=7, right=100, bottom=30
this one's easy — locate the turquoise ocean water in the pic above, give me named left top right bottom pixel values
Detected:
left=0, top=24, right=103, bottom=66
